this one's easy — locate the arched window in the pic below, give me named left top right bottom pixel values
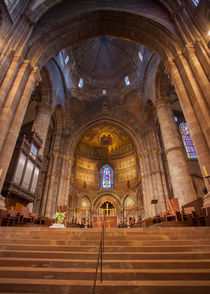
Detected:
left=78, top=78, right=84, bottom=88
left=65, top=56, right=69, bottom=64
left=100, top=164, right=113, bottom=189
left=191, top=0, right=200, bottom=6
left=4, top=0, right=20, bottom=14
left=138, top=51, right=143, bottom=62
left=124, top=76, right=130, bottom=86
left=179, top=122, right=197, bottom=159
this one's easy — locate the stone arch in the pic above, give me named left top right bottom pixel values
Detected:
left=27, top=0, right=177, bottom=25
left=40, top=66, right=53, bottom=105
left=25, top=7, right=182, bottom=69
left=93, top=192, right=121, bottom=211
left=53, top=105, right=64, bottom=140
left=154, top=61, right=171, bottom=102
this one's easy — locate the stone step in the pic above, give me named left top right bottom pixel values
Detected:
left=1, top=230, right=210, bottom=238
left=1, top=267, right=210, bottom=281
left=0, top=227, right=209, bottom=236
left=1, top=227, right=209, bottom=232
left=1, top=249, right=210, bottom=260
left=1, top=239, right=210, bottom=246
left=0, top=278, right=210, bottom=294
left=1, top=243, right=210, bottom=252
left=1, top=227, right=210, bottom=294
left=0, top=257, right=210, bottom=269
left=1, top=235, right=210, bottom=241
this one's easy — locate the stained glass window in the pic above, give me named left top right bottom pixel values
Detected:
left=4, top=0, right=20, bottom=14
left=191, top=0, right=199, bottom=6
left=100, top=164, right=113, bottom=189
left=179, top=122, right=197, bottom=159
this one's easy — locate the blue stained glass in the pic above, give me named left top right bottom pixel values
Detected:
left=179, top=122, right=197, bottom=159
left=100, top=164, right=113, bottom=189
left=4, top=0, right=20, bottom=14
left=191, top=0, right=200, bottom=6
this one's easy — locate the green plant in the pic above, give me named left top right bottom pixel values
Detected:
left=52, top=211, right=66, bottom=224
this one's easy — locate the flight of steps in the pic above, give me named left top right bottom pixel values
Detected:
left=0, top=227, right=210, bottom=294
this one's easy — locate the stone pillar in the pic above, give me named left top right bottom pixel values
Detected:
left=0, top=66, right=39, bottom=193
left=43, top=152, right=59, bottom=217
left=174, top=54, right=210, bottom=144
left=0, top=60, right=31, bottom=154
left=140, top=154, right=155, bottom=217
left=169, top=61, right=210, bottom=207
left=155, top=98, right=197, bottom=208
left=64, top=159, right=73, bottom=206
left=149, top=128, right=168, bottom=213
left=0, top=53, right=23, bottom=110
left=32, top=103, right=52, bottom=157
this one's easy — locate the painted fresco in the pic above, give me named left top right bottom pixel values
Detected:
left=76, top=158, right=95, bottom=170
left=80, top=196, right=91, bottom=208
left=116, top=156, right=136, bottom=170
left=118, top=169, right=137, bottom=182
left=75, top=169, right=94, bottom=183
left=124, top=196, right=135, bottom=208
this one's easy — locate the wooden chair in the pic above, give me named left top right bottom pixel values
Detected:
left=175, top=211, right=182, bottom=222
left=146, top=217, right=153, bottom=227
left=30, top=213, right=39, bottom=224
left=0, top=210, right=10, bottom=226
left=19, top=207, right=32, bottom=224
left=192, top=211, right=206, bottom=226
left=159, top=211, right=168, bottom=222
left=181, top=207, right=195, bottom=224
left=165, top=212, right=176, bottom=222
left=7, top=210, right=18, bottom=226
left=166, top=198, right=180, bottom=222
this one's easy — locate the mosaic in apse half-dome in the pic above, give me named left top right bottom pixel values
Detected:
left=78, top=124, right=134, bottom=157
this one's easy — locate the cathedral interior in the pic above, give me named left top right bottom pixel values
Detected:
left=0, top=0, right=209, bottom=226
left=0, top=0, right=210, bottom=293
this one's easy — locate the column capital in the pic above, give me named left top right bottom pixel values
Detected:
left=165, top=146, right=184, bottom=155
left=154, top=98, right=170, bottom=111
left=36, top=102, right=53, bottom=114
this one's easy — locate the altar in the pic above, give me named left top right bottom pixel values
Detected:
left=93, top=216, right=117, bottom=228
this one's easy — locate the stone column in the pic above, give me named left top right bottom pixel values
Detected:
left=43, top=153, right=59, bottom=217
left=0, top=66, right=39, bottom=193
left=155, top=98, right=197, bottom=208
left=169, top=61, right=210, bottom=207
left=174, top=54, right=210, bottom=144
left=140, top=154, right=155, bottom=217
left=0, top=53, right=23, bottom=110
left=32, top=103, right=52, bottom=157
left=0, top=60, right=31, bottom=154
left=64, top=158, right=73, bottom=206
